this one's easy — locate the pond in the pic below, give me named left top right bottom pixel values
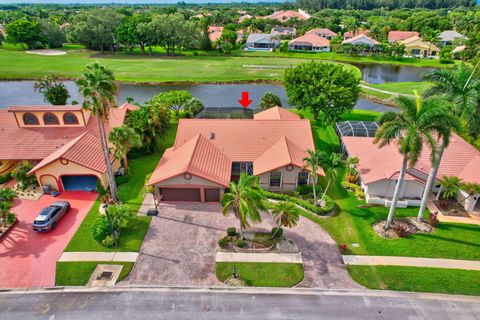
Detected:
left=0, top=81, right=397, bottom=113
left=352, top=62, right=438, bottom=84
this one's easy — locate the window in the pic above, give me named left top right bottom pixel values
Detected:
left=22, top=113, right=39, bottom=125
left=411, top=49, right=421, bottom=55
left=43, top=112, right=60, bottom=125
left=63, top=112, right=79, bottom=125
left=430, top=51, right=437, bottom=56
left=297, top=172, right=309, bottom=186
left=269, top=171, right=282, bottom=188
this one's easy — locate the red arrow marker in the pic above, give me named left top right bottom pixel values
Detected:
left=238, top=91, right=252, bottom=108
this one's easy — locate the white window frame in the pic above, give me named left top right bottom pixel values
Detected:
left=269, top=171, right=282, bottom=188
left=296, top=171, right=310, bottom=187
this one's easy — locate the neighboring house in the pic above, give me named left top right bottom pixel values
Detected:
left=341, top=130, right=480, bottom=211
left=0, top=103, right=136, bottom=192
left=400, top=36, right=440, bottom=58
left=244, top=33, right=280, bottom=51
left=288, top=34, right=330, bottom=52
left=342, top=34, right=379, bottom=47
left=147, top=107, right=324, bottom=202
left=271, top=27, right=297, bottom=38
left=388, top=31, right=419, bottom=42
left=208, top=26, right=223, bottom=43
left=343, top=29, right=369, bottom=40
left=305, top=28, right=338, bottom=40
left=264, top=9, right=310, bottom=22
left=438, top=30, right=466, bottom=46
left=238, top=14, right=252, bottom=23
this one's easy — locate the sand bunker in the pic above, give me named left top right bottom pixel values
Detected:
left=26, top=49, right=67, bottom=56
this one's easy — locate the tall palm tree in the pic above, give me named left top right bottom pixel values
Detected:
left=320, top=152, right=343, bottom=202
left=77, top=62, right=119, bottom=201
left=302, top=149, right=321, bottom=205
left=108, top=125, right=142, bottom=170
left=424, top=63, right=480, bottom=137
left=416, top=99, right=461, bottom=221
left=270, top=201, right=299, bottom=239
left=221, top=173, right=266, bottom=239
left=374, top=93, right=449, bottom=229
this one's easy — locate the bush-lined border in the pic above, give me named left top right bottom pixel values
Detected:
left=260, top=189, right=334, bottom=216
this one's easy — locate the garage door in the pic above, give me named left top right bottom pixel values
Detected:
left=159, top=188, right=201, bottom=202
left=204, top=188, right=220, bottom=202
left=61, top=175, right=98, bottom=191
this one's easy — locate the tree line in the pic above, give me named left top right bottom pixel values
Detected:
left=297, top=0, right=476, bottom=10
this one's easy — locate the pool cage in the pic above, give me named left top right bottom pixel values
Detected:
left=196, top=107, right=255, bottom=119
left=335, top=121, right=379, bottom=154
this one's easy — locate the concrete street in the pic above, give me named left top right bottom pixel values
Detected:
left=0, top=287, right=479, bottom=320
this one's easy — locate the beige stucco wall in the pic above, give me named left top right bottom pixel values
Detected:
left=34, top=158, right=106, bottom=190
left=258, top=166, right=310, bottom=191
left=364, top=179, right=425, bottom=200
left=14, top=110, right=87, bottom=127
left=404, top=41, right=438, bottom=56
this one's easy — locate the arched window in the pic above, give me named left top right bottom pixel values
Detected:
left=43, top=112, right=60, bottom=125
left=63, top=112, right=79, bottom=125
left=23, top=113, right=39, bottom=125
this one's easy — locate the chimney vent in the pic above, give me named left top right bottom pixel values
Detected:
left=209, top=132, right=215, bottom=140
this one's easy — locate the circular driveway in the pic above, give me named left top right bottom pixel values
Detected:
left=122, top=202, right=361, bottom=289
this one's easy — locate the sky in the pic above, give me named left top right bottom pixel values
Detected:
left=0, top=0, right=285, bottom=3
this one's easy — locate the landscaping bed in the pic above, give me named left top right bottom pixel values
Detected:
left=56, top=261, right=134, bottom=286
left=372, top=217, right=434, bottom=239
left=218, top=231, right=299, bottom=253
left=433, top=199, right=470, bottom=217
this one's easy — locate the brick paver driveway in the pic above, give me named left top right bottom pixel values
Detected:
left=0, top=191, right=97, bottom=288
left=122, top=202, right=361, bottom=289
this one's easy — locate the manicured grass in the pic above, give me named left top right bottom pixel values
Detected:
left=56, top=261, right=134, bottom=286
left=64, top=122, right=178, bottom=252
left=361, top=87, right=393, bottom=100
left=239, top=50, right=454, bottom=68
left=369, top=81, right=433, bottom=95
left=215, top=262, right=304, bottom=287
left=348, top=265, right=480, bottom=296
left=0, top=48, right=360, bottom=82
left=297, top=109, right=480, bottom=261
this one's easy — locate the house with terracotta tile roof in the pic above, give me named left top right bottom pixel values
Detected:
left=341, top=133, right=480, bottom=211
left=263, top=9, right=310, bottom=22
left=305, top=28, right=338, bottom=40
left=208, top=26, right=223, bottom=43
left=0, top=103, right=136, bottom=192
left=388, top=31, right=419, bottom=42
left=147, top=107, right=324, bottom=202
left=289, top=34, right=330, bottom=52
left=343, top=29, right=369, bottom=40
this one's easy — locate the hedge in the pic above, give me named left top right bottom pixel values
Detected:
left=260, top=189, right=334, bottom=216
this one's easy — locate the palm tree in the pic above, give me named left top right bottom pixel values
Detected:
left=422, top=29, right=440, bottom=57
left=374, top=92, right=449, bottom=229
left=416, top=98, right=461, bottom=221
left=0, top=200, right=13, bottom=227
left=270, top=201, right=299, bottom=239
left=320, top=152, right=343, bottom=202
left=108, top=125, right=142, bottom=170
left=346, top=156, right=359, bottom=177
left=439, top=176, right=463, bottom=200
left=302, top=149, right=321, bottom=205
left=77, top=62, right=119, bottom=201
left=144, top=173, right=158, bottom=213
left=221, top=173, right=266, bottom=240
left=424, top=63, right=480, bottom=137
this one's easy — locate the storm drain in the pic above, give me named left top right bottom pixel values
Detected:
left=96, top=271, right=113, bottom=280
left=184, top=215, right=193, bottom=223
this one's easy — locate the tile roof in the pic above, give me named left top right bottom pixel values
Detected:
left=264, top=10, right=310, bottom=21
left=8, top=105, right=83, bottom=112
left=342, top=134, right=480, bottom=185
left=148, top=134, right=232, bottom=187
left=305, top=28, right=338, bottom=37
left=438, top=30, right=466, bottom=42
left=149, top=107, right=322, bottom=186
left=388, top=31, right=419, bottom=42
left=289, top=34, right=330, bottom=47
left=344, top=29, right=369, bottom=38
left=208, top=26, right=224, bottom=42
left=343, top=34, right=380, bottom=45
left=246, top=33, right=274, bottom=43
left=29, top=132, right=111, bottom=174
left=253, top=107, right=301, bottom=120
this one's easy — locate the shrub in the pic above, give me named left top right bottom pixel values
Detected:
left=115, top=175, right=129, bottom=186
left=393, top=223, right=409, bottom=238
left=296, top=184, right=321, bottom=196
left=11, top=161, right=38, bottom=190
left=0, top=173, right=12, bottom=185
left=218, top=237, right=230, bottom=249
left=101, top=235, right=116, bottom=247
left=260, top=189, right=334, bottom=216
left=271, top=227, right=283, bottom=238
left=345, top=175, right=357, bottom=183
left=235, top=239, right=246, bottom=248
left=96, top=180, right=106, bottom=195
left=91, top=216, right=111, bottom=243
left=429, top=212, right=439, bottom=227
left=354, top=189, right=365, bottom=200
left=227, top=227, right=236, bottom=236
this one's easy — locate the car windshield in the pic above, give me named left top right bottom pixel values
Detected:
left=39, top=207, right=55, bottom=216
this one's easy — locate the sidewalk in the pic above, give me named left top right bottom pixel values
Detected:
left=58, top=252, right=139, bottom=262
left=216, top=252, right=303, bottom=263
left=343, top=255, right=480, bottom=271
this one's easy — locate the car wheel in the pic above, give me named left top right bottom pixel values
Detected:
left=67, top=205, right=70, bottom=213
left=51, top=222, right=57, bottom=230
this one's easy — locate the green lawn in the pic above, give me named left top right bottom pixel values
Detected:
left=296, top=109, right=480, bottom=261
left=0, top=48, right=360, bottom=82
left=361, top=87, right=393, bottom=100
left=369, top=81, right=433, bottom=95
left=348, top=265, right=480, bottom=296
left=56, top=261, right=134, bottom=286
left=216, top=262, right=304, bottom=287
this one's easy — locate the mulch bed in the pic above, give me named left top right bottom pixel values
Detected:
left=433, top=199, right=470, bottom=217
left=373, top=217, right=435, bottom=239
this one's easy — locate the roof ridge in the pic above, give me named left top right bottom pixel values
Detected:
left=185, top=134, right=203, bottom=172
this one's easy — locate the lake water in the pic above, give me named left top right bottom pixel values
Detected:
left=0, top=81, right=396, bottom=113
left=353, top=63, right=437, bottom=84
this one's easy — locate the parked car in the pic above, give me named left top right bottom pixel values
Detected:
left=32, top=201, right=70, bottom=232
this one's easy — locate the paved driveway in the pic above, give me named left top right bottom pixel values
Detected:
left=0, top=191, right=97, bottom=288
left=122, top=203, right=361, bottom=289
